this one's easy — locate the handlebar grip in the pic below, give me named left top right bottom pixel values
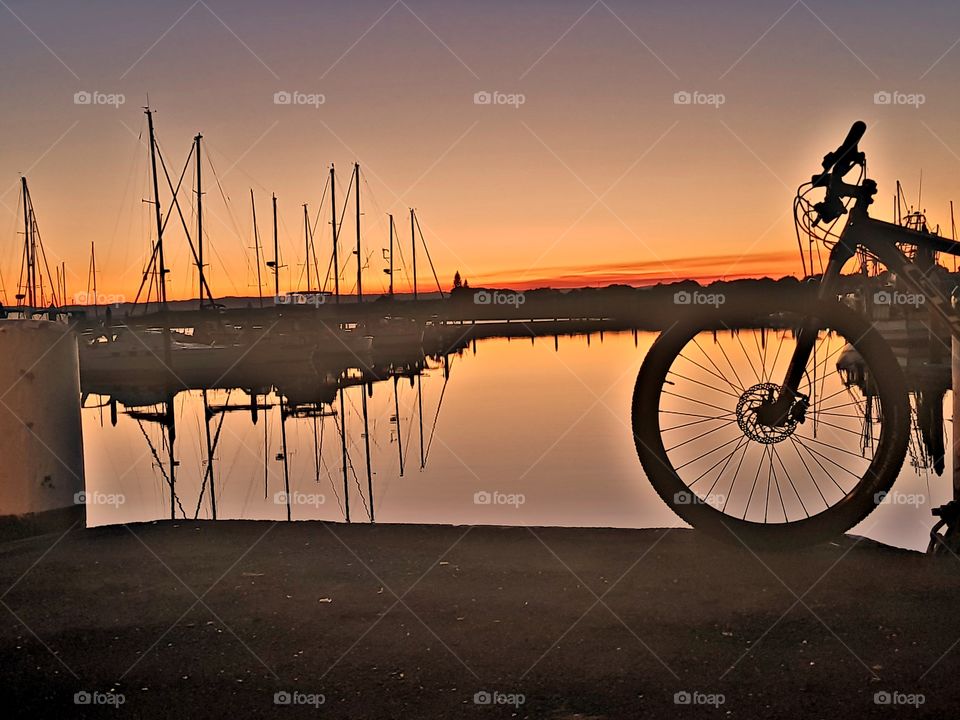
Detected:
left=823, top=120, right=866, bottom=171
left=836, top=120, right=866, bottom=159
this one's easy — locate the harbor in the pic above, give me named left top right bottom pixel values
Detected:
left=6, top=2, right=960, bottom=715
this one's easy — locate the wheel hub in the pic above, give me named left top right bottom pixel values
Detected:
left=736, top=382, right=800, bottom=444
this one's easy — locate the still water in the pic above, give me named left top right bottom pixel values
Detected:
left=81, top=331, right=948, bottom=551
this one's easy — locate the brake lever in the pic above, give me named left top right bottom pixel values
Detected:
left=812, top=196, right=847, bottom=226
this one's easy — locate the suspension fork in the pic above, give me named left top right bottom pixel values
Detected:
left=767, top=238, right=855, bottom=423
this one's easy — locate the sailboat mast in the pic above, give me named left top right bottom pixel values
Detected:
left=393, top=375, right=404, bottom=475
left=362, top=385, right=374, bottom=522
left=952, top=200, right=957, bottom=273
left=339, top=386, right=350, bottom=522
left=417, top=371, right=425, bottom=469
left=303, top=203, right=311, bottom=292
left=30, top=194, right=38, bottom=307
left=330, top=164, right=340, bottom=303
left=145, top=108, right=167, bottom=310
left=272, top=193, right=280, bottom=298
left=250, top=190, right=264, bottom=308
left=279, top=395, right=291, bottom=521
left=89, top=241, right=98, bottom=315
left=410, top=208, right=418, bottom=300
left=355, top=162, right=362, bottom=302
left=388, top=214, right=394, bottom=297
left=195, top=133, right=204, bottom=308
left=21, top=178, right=33, bottom=309
left=166, top=396, right=176, bottom=519
left=202, top=389, right=217, bottom=520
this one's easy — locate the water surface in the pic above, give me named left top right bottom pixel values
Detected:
left=82, top=332, right=947, bottom=551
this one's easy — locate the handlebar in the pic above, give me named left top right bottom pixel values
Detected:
left=811, top=121, right=870, bottom=225
left=820, top=120, right=866, bottom=176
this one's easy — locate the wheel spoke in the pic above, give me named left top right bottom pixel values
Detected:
left=666, top=420, right=740, bottom=453
left=788, top=434, right=846, bottom=506
left=648, top=313, right=897, bottom=532
left=690, top=434, right=749, bottom=490
left=661, top=415, right=735, bottom=432
left=662, top=390, right=732, bottom=416
left=675, top=434, right=744, bottom=471
left=693, top=337, right=746, bottom=394
left=677, top=352, right=744, bottom=394
left=667, top=370, right=741, bottom=399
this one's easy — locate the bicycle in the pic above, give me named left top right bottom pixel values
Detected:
left=632, top=121, right=960, bottom=547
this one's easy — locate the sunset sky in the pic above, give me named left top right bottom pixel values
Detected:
left=3, top=0, right=960, bottom=302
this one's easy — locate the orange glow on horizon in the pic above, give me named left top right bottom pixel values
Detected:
left=45, top=249, right=802, bottom=305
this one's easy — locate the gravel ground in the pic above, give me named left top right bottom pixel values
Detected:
left=1, top=521, right=958, bottom=718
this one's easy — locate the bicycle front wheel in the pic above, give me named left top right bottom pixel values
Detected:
left=632, top=296, right=910, bottom=548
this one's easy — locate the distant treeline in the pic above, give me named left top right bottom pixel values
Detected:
left=67, top=271, right=960, bottom=332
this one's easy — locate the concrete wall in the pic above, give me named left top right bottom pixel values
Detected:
left=0, top=320, right=84, bottom=524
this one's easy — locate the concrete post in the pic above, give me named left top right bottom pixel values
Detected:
left=0, top=320, right=84, bottom=538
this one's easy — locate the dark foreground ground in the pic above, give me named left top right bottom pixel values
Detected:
left=1, top=522, right=959, bottom=719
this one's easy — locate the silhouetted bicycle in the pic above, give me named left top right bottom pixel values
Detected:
left=633, top=121, right=960, bottom=547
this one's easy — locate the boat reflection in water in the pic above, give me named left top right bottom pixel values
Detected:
left=79, top=316, right=468, bottom=526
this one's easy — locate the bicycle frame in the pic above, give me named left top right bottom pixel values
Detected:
left=778, top=196, right=960, bottom=411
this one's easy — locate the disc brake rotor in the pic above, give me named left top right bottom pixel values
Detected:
left=736, top=382, right=799, bottom=444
